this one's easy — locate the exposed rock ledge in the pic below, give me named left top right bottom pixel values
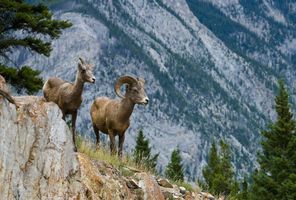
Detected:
left=0, top=96, right=86, bottom=199
left=0, top=95, right=216, bottom=200
left=0, top=96, right=163, bottom=200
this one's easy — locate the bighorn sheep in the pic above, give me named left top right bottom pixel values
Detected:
left=43, top=57, right=96, bottom=151
left=90, top=75, right=149, bottom=157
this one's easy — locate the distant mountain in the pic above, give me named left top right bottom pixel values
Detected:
left=11, top=0, right=296, bottom=181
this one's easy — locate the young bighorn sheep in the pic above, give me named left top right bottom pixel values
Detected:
left=43, top=57, right=96, bottom=151
left=90, top=75, right=149, bottom=157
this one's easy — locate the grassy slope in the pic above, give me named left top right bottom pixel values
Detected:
left=76, top=136, right=195, bottom=192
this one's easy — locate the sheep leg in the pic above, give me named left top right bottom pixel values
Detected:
left=71, top=111, right=77, bottom=152
left=108, top=131, right=117, bottom=155
left=93, top=124, right=100, bottom=149
left=118, top=134, right=125, bottom=159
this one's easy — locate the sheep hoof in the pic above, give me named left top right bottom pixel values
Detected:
left=73, top=146, right=77, bottom=152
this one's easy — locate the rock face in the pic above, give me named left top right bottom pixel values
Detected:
left=78, top=153, right=135, bottom=200
left=0, top=96, right=86, bottom=199
left=0, top=91, right=217, bottom=200
left=136, top=173, right=165, bottom=200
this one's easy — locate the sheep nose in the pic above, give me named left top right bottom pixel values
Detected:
left=145, top=97, right=149, bottom=104
left=92, top=77, right=96, bottom=83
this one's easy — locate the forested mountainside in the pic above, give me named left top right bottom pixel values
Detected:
left=13, top=0, right=296, bottom=180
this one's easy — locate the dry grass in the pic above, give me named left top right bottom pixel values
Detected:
left=76, top=136, right=152, bottom=176
left=173, top=180, right=196, bottom=192
left=76, top=136, right=201, bottom=194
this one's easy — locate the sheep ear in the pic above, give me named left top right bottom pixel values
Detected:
left=78, top=62, right=86, bottom=70
left=126, top=84, right=130, bottom=91
left=137, top=77, right=145, bottom=84
left=79, top=57, right=85, bottom=64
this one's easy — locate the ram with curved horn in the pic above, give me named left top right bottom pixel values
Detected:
left=90, top=75, right=149, bottom=157
left=43, top=57, right=96, bottom=151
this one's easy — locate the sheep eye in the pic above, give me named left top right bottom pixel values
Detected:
left=82, top=69, right=86, bottom=73
left=133, top=89, right=138, bottom=93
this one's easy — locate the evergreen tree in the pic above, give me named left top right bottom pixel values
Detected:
left=230, top=180, right=240, bottom=199
left=231, top=177, right=250, bottom=200
left=203, top=141, right=220, bottom=191
left=219, top=140, right=234, bottom=194
left=202, top=140, right=236, bottom=196
left=251, top=80, right=296, bottom=200
left=133, top=130, right=159, bottom=172
left=237, top=177, right=250, bottom=200
left=165, top=148, right=184, bottom=182
left=0, top=0, right=71, bottom=94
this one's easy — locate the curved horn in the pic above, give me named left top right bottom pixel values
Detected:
left=114, top=76, right=137, bottom=98
left=79, top=57, right=85, bottom=64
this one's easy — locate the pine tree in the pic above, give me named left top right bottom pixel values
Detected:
left=202, top=140, right=236, bottom=196
left=238, top=177, right=250, bottom=200
left=133, top=130, right=159, bottom=172
left=230, top=180, right=240, bottom=199
left=165, top=148, right=184, bottom=182
left=251, top=80, right=296, bottom=200
left=219, top=140, right=234, bottom=195
left=0, top=0, right=71, bottom=94
left=231, top=177, right=250, bottom=200
left=203, top=141, right=220, bottom=191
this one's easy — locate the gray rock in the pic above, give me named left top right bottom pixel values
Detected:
left=0, top=97, right=86, bottom=199
left=160, top=186, right=183, bottom=199
left=157, top=178, right=174, bottom=188
left=127, top=178, right=140, bottom=189
left=200, top=192, right=215, bottom=200
left=179, top=186, right=186, bottom=194
left=136, top=172, right=165, bottom=200
left=78, top=153, right=136, bottom=200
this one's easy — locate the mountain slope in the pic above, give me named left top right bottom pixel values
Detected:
left=10, top=0, right=296, bottom=180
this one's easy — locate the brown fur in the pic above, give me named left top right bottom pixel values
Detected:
left=43, top=58, right=95, bottom=151
left=90, top=76, right=148, bottom=157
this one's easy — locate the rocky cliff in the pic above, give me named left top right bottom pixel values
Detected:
left=0, top=95, right=86, bottom=199
left=0, top=89, right=216, bottom=200
left=13, top=0, right=296, bottom=180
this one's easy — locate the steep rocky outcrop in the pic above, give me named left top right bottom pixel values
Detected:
left=0, top=96, right=217, bottom=200
left=0, top=96, right=87, bottom=199
left=0, top=81, right=216, bottom=199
